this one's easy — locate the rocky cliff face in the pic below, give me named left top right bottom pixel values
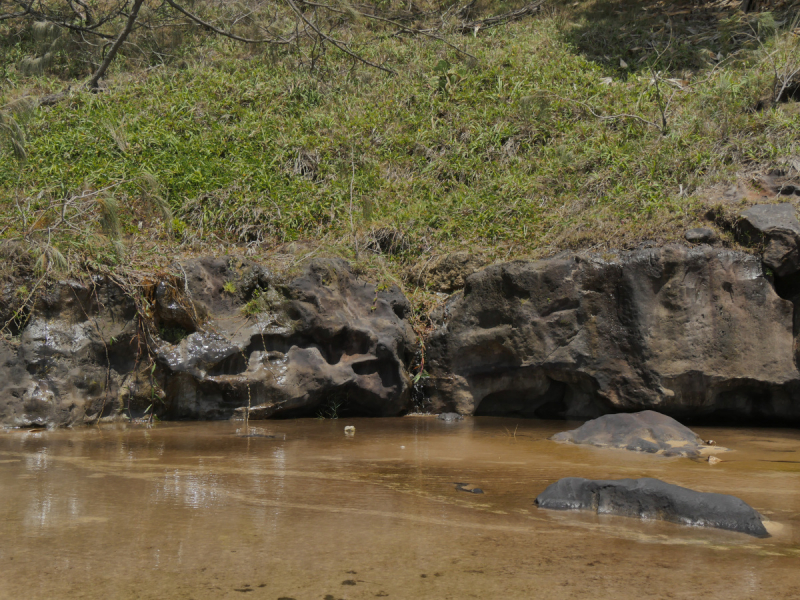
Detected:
left=6, top=203, right=800, bottom=427
left=426, top=245, right=800, bottom=422
left=1, top=279, right=140, bottom=427
left=0, top=258, right=416, bottom=427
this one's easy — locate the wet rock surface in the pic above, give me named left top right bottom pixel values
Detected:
left=535, top=477, right=769, bottom=537
left=455, top=482, right=484, bottom=494
left=0, top=258, right=416, bottom=426
left=551, top=411, right=715, bottom=457
left=426, top=244, right=800, bottom=422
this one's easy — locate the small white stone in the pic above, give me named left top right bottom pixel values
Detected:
left=344, top=426, right=355, bottom=435
left=707, top=455, right=721, bottom=465
left=400, top=446, right=405, bottom=449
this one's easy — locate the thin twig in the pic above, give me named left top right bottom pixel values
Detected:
left=164, top=0, right=296, bottom=44
left=456, top=0, right=544, bottom=34
left=543, top=92, right=662, bottom=132
left=285, top=0, right=396, bottom=74
left=301, top=0, right=477, bottom=60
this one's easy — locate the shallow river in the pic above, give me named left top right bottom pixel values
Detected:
left=1, top=417, right=799, bottom=599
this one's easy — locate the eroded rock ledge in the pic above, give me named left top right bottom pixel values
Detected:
left=5, top=227, right=800, bottom=427
left=426, top=244, right=800, bottom=422
left=0, top=258, right=415, bottom=427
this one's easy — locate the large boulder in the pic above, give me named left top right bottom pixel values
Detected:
left=0, top=279, right=141, bottom=427
left=158, top=257, right=416, bottom=419
left=551, top=411, right=715, bottom=457
left=426, top=245, right=800, bottom=422
left=535, top=477, right=769, bottom=537
left=738, top=203, right=800, bottom=276
left=0, top=257, right=416, bottom=426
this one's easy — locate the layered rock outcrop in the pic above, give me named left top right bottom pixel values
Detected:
left=0, top=258, right=415, bottom=427
left=426, top=244, right=800, bottom=422
left=158, top=258, right=415, bottom=420
left=7, top=207, right=800, bottom=427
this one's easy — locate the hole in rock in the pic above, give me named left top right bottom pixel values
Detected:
left=159, top=325, right=192, bottom=344
left=107, top=333, right=145, bottom=373
left=245, top=328, right=371, bottom=366
left=207, top=353, right=248, bottom=376
left=475, top=382, right=570, bottom=419
left=472, top=372, right=607, bottom=420
left=351, top=359, right=401, bottom=390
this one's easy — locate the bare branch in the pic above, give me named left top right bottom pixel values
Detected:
left=285, top=0, right=396, bottom=75
left=456, top=1, right=544, bottom=34
left=164, top=0, right=295, bottom=45
left=0, top=8, right=30, bottom=21
left=300, top=0, right=477, bottom=60
left=88, top=0, right=145, bottom=90
left=544, top=92, right=663, bottom=132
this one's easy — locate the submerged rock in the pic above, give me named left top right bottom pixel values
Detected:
left=426, top=245, right=800, bottom=422
left=455, top=482, right=484, bottom=494
left=535, top=477, right=769, bottom=538
left=437, top=412, right=464, bottom=422
left=551, top=411, right=715, bottom=457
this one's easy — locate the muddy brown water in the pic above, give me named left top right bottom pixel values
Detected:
left=1, top=418, right=799, bottom=600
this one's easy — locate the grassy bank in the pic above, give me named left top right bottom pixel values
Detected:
left=1, top=0, right=799, bottom=290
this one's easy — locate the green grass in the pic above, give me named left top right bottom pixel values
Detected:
left=1, top=0, right=799, bottom=285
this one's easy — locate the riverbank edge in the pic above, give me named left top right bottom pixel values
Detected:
left=4, top=213, right=800, bottom=428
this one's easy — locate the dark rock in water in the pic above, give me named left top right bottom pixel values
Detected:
left=684, top=227, right=716, bottom=244
left=437, top=412, right=464, bottom=422
left=426, top=245, right=800, bottom=423
left=535, top=477, right=769, bottom=538
left=551, top=411, right=712, bottom=457
left=738, top=204, right=800, bottom=276
left=0, top=257, right=416, bottom=427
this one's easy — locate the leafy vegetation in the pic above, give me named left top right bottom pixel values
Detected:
left=1, top=0, right=799, bottom=291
